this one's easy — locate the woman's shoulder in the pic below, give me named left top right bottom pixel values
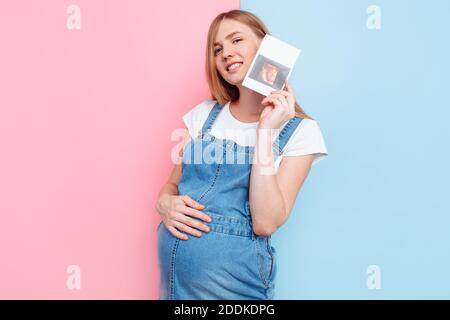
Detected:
left=184, top=99, right=217, bottom=117
left=293, top=117, right=323, bottom=133
left=280, top=117, right=321, bottom=137
left=282, top=117, right=328, bottom=160
left=193, top=98, right=218, bottom=111
left=182, top=99, right=218, bottom=138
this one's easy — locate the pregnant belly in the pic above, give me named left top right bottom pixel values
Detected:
left=157, top=222, right=274, bottom=299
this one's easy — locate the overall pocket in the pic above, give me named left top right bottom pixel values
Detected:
left=266, top=236, right=276, bottom=282
left=254, top=236, right=276, bottom=288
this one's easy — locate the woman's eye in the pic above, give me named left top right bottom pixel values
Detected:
left=214, top=39, right=241, bottom=55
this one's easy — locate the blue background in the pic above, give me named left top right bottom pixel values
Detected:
left=241, top=0, right=450, bottom=299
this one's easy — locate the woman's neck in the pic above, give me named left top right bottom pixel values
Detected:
left=230, top=84, right=265, bottom=123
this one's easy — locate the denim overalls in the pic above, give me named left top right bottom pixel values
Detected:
left=157, top=101, right=302, bottom=300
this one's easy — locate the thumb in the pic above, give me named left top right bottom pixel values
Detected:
left=183, top=196, right=205, bottom=209
left=260, top=106, right=272, bottom=120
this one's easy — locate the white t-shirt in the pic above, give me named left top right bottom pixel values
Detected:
left=182, top=99, right=328, bottom=172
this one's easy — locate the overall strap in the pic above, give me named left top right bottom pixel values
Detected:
left=272, top=117, right=303, bottom=156
left=198, top=102, right=223, bottom=136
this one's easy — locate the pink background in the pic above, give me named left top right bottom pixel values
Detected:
left=0, top=0, right=238, bottom=299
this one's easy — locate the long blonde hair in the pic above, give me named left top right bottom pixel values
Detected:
left=205, top=9, right=313, bottom=120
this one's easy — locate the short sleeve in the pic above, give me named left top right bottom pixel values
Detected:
left=182, top=100, right=215, bottom=138
left=281, top=119, right=329, bottom=167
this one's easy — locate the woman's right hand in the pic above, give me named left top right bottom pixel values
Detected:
left=156, top=194, right=212, bottom=240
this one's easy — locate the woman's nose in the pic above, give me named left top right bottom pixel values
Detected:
left=221, top=46, right=234, bottom=59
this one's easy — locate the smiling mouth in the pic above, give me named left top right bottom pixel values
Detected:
left=227, top=62, right=243, bottom=72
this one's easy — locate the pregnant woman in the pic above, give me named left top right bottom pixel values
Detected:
left=155, top=9, right=328, bottom=300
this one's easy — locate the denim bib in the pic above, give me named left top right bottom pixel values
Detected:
left=158, top=102, right=302, bottom=299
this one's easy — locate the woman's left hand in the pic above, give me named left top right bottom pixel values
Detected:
left=259, top=80, right=296, bottom=130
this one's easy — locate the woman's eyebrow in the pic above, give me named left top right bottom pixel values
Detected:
left=213, top=32, right=244, bottom=46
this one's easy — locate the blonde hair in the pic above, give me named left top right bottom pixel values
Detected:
left=205, top=9, right=313, bottom=120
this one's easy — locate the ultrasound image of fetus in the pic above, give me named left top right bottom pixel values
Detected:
left=259, top=62, right=278, bottom=85
left=248, top=54, right=290, bottom=90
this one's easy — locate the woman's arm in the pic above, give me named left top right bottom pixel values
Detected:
left=249, top=127, right=314, bottom=236
left=155, top=130, right=191, bottom=211
left=155, top=129, right=211, bottom=240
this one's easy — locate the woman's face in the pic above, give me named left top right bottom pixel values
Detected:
left=213, top=19, right=262, bottom=85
